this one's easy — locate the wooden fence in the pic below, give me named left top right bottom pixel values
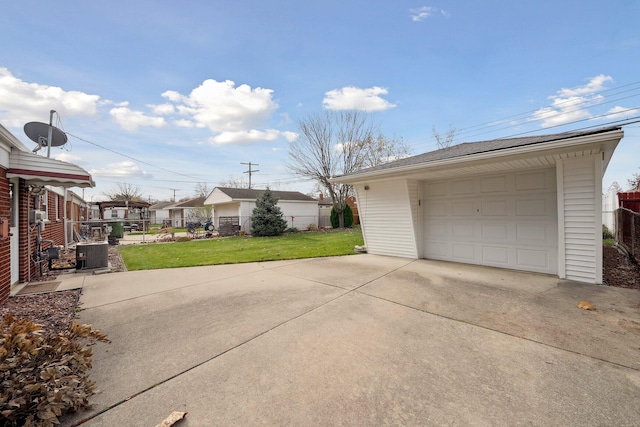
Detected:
left=617, top=208, right=640, bottom=263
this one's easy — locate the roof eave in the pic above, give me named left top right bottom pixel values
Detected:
left=332, top=129, right=623, bottom=184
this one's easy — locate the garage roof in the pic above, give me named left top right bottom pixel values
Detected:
left=334, top=126, right=623, bottom=183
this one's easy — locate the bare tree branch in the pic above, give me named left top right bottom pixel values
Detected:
left=288, top=110, right=410, bottom=227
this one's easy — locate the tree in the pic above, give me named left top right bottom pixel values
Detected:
left=103, top=183, right=143, bottom=202
left=628, top=171, right=640, bottom=191
left=218, top=176, right=247, bottom=188
left=251, top=188, right=287, bottom=236
left=288, top=110, right=409, bottom=228
left=194, top=182, right=211, bottom=198
left=432, top=125, right=457, bottom=149
left=330, top=204, right=353, bottom=228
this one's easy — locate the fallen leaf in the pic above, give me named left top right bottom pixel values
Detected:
left=578, top=301, right=596, bottom=311
left=155, top=411, right=188, bottom=427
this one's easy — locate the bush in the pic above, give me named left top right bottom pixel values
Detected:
left=602, top=225, right=615, bottom=240
left=330, top=204, right=354, bottom=228
left=285, top=227, right=299, bottom=233
left=307, top=224, right=318, bottom=232
left=0, top=315, right=109, bottom=427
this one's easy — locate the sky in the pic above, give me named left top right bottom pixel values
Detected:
left=0, top=0, right=639, bottom=202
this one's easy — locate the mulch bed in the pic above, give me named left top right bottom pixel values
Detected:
left=602, top=245, right=640, bottom=289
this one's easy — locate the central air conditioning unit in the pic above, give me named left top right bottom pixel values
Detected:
left=76, top=241, right=109, bottom=269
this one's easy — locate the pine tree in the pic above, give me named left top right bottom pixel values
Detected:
left=251, top=189, right=287, bottom=236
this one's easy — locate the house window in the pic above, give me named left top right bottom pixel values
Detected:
left=111, top=209, right=118, bottom=218
left=55, top=195, right=60, bottom=220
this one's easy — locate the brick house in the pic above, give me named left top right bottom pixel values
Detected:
left=1, top=124, right=94, bottom=304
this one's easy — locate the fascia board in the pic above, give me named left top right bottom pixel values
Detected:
left=332, top=129, right=624, bottom=184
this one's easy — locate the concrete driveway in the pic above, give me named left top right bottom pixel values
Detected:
left=60, top=254, right=640, bottom=426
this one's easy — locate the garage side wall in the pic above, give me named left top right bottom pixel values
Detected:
left=557, top=154, right=602, bottom=283
left=355, top=180, right=418, bottom=258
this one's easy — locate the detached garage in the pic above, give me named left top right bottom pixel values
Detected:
left=333, top=126, right=624, bottom=284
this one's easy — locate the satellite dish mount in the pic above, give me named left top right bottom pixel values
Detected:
left=24, top=110, right=68, bottom=158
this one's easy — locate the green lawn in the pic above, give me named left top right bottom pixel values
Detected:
left=119, top=230, right=364, bottom=271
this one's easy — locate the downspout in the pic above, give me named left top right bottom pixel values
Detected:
left=63, top=188, right=68, bottom=250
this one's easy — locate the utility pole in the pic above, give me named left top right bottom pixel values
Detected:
left=169, top=188, right=179, bottom=202
left=241, top=162, right=259, bottom=189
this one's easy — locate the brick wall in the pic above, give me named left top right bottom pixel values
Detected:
left=0, top=168, right=10, bottom=304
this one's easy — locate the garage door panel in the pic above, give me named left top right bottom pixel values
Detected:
left=423, top=168, right=557, bottom=274
left=515, top=223, right=549, bottom=242
left=452, top=222, right=474, bottom=239
left=516, top=249, right=550, bottom=270
left=426, top=201, right=449, bottom=216
left=452, top=201, right=474, bottom=216
left=481, top=223, right=508, bottom=240
left=481, top=200, right=508, bottom=216
left=516, top=199, right=548, bottom=216
left=481, top=175, right=508, bottom=193
left=482, top=246, right=509, bottom=264
left=452, top=244, right=475, bottom=260
left=515, top=171, right=547, bottom=190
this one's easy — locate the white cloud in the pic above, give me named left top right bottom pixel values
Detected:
left=54, top=153, right=84, bottom=164
left=602, top=105, right=639, bottom=119
left=109, top=107, right=167, bottom=131
left=209, top=129, right=285, bottom=145
left=410, top=6, right=449, bottom=22
left=161, top=79, right=278, bottom=134
left=89, top=160, right=152, bottom=179
left=0, top=67, right=101, bottom=127
left=149, top=103, right=175, bottom=115
left=323, top=86, right=396, bottom=111
left=281, top=131, right=298, bottom=142
left=531, top=75, right=613, bottom=127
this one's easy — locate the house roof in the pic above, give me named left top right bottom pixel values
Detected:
left=334, top=126, right=624, bottom=183
left=214, top=187, right=317, bottom=202
left=173, top=196, right=206, bottom=208
left=149, top=201, right=175, bottom=210
left=1, top=123, right=94, bottom=188
left=7, top=150, right=95, bottom=188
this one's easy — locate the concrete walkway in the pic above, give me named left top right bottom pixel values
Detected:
left=59, top=255, right=640, bottom=426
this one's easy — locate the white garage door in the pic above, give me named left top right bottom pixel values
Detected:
left=422, top=168, right=558, bottom=274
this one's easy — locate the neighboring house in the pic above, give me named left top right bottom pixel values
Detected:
left=95, top=200, right=150, bottom=223
left=333, top=126, right=624, bottom=285
left=148, top=201, right=173, bottom=225
left=1, top=123, right=94, bottom=304
left=168, top=196, right=209, bottom=227
left=204, top=187, right=319, bottom=232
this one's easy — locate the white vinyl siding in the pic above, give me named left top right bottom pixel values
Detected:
left=422, top=169, right=557, bottom=274
left=559, top=155, right=601, bottom=283
left=355, top=180, right=419, bottom=258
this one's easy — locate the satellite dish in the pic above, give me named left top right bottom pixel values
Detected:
left=24, top=121, right=68, bottom=148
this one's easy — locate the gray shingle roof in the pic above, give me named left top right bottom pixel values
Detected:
left=174, top=196, right=207, bottom=208
left=216, top=187, right=317, bottom=202
left=341, top=126, right=622, bottom=177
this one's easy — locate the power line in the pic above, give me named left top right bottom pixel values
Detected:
left=411, top=80, right=640, bottom=151
left=67, top=132, right=204, bottom=181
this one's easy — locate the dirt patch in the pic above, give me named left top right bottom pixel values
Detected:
left=602, top=245, right=640, bottom=289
